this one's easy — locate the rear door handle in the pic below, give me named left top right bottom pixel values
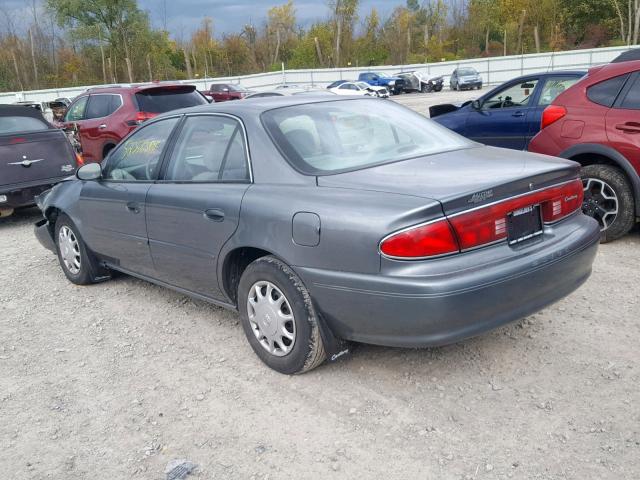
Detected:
left=126, top=201, right=140, bottom=214
left=615, top=122, right=640, bottom=133
left=98, top=124, right=107, bottom=129
left=204, top=208, right=225, bottom=222
left=512, top=111, right=525, bottom=117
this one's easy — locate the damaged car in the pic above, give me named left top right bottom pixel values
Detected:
left=35, top=97, right=599, bottom=374
left=396, top=71, right=444, bottom=93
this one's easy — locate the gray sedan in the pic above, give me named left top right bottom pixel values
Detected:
left=34, top=97, right=600, bottom=374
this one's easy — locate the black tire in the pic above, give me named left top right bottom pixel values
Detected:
left=580, top=164, right=635, bottom=242
left=55, top=214, right=108, bottom=285
left=238, top=256, right=326, bottom=374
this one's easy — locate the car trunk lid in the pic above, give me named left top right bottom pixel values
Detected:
left=316, top=146, right=580, bottom=215
left=0, top=130, right=76, bottom=187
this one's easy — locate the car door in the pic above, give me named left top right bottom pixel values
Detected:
left=464, top=78, right=539, bottom=150
left=146, top=114, right=252, bottom=299
left=80, top=94, right=123, bottom=163
left=524, top=75, right=583, bottom=148
left=606, top=71, right=640, bottom=170
left=78, top=116, right=181, bottom=277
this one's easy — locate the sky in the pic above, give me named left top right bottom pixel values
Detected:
left=0, top=0, right=403, bottom=37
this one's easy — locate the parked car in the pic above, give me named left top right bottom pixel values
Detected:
left=431, top=71, right=585, bottom=150
left=202, top=83, right=250, bottom=102
left=529, top=59, right=640, bottom=242
left=0, top=105, right=78, bottom=218
left=328, top=80, right=389, bottom=98
left=450, top=67, right=483, bottom=90
left=62, top=83, right=208, bottom=163
left=358, top=72, right=405, bottom=95
left=244, top=88, right=335, bottom=99
left=35, top=96, right=599, bottom=374
left=395, top=71, right=444, bottom=93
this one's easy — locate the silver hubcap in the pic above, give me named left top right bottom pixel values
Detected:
left=582, top=178, right=618, bottom=231
left=247, top=281, right=296, bottom=357
left=58, top=226, right=81, bottom=275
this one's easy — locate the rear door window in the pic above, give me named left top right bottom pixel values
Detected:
left=587, top=74, right=630, bottom=107
left=618, top=74, right=640, bottom=109
left=537, top=76, right=582, bottom=105
left=135, top=87, right=207, bottom=113
left=65, top=96, right=88, bottom=121
left=85, top=94, right=121, bottom=119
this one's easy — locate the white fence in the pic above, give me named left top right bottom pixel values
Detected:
left=0, top=44, right=636, bottom=105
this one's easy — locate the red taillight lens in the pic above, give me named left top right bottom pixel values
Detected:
left=449, top=179, right=584, bottom=250
left=380, top=219, right=460, bottom=259
left=75, top=152, right=84, bottom=166
left=541, top=105, right=566, bottom=129
left=126, top=111, right=157, bottom=126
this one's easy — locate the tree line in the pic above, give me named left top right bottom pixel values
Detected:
left=1, top=0, right=638, bottom=92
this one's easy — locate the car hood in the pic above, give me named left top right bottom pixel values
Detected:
left=317, top=146, right=579, bottom=215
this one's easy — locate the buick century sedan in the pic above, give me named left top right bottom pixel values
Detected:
left=34, top=97, right=600, bottom=374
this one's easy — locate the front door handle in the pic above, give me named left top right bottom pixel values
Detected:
left=204, top=208, right=225, bottom=222
left=98, top=124, right=107, bottom=129
left=615, top=122, right=640, bottom=134
left=512, top=111, right=525, bottom=117
left=126, top=201, right=141, bottom=214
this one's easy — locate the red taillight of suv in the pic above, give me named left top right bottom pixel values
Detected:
left=126, top=111, right=158, bottom=127
left=380, top=179, right=584, bottom=259
left=541, top=105, right=567, bottom=130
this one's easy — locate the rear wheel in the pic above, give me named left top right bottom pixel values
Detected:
left=55, top=214, right=109, bottom=284
left=238, top=256, right=326, bottom=374
left=580, top=164, right=635, bottom=242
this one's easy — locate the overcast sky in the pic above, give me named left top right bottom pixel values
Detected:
left=1, top=0, right=403, bottom=37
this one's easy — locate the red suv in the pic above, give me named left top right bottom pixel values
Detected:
left=529, top=59, right=640, bottom=242
left=202, top=83, right=250, bottom=102
left=63, top=83, right=208, bottom=163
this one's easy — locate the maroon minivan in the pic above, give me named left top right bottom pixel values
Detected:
left=63, top=83, right=208, bottom=163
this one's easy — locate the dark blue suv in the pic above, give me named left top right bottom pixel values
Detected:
left=431, top=71, right=585, bottom=150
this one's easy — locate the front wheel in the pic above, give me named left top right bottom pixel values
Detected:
left=580, top=164, right=635, bottom=242
left=238, top=256, right=326, bottom=374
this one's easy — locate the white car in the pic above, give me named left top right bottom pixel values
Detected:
left=328, top=81, right=389, bottom=98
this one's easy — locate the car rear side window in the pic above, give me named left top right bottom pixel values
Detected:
left=85, top=94, right=122, bottom=119
left=135, top=87, right=207, bottom=113
left=164, top=115, right=249, bottom=182
left=0, top=116, right=48, bottom=133
left=103, top=117, right=179, bottom=181
left=587, top=74, right=630, bottom=107
left=619, top=74, right=640, bottom=109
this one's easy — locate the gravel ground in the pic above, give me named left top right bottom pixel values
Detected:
left=1, top=92, right=639, bottom=480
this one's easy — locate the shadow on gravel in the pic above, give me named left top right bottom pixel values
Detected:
left=0, top=207, right=41, bottom=230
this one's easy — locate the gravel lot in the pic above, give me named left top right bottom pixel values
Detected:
left=1, top=92, right=639, bottom=480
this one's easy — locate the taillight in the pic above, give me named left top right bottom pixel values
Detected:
left=381, top=179, right=584, bottom=258
left=541, top=105, right=566, bottom=129
left=380, top=219, right=460, bottom=259
left=126, top=111, right=157, bottom=126
left=75, top=152, right=84, bottom=166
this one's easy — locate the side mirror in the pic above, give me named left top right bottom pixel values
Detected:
left=471, top=100, right=481, bottom=110
left=76, top=162, right=102, bottom=181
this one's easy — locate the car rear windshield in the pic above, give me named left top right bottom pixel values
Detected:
left=0, top=116, right=48, bottom=134
left=262, top=99, right=470, bottom=175
left=135, top=87, right=207, bottom=113
left=458, top=68, right=477, bottom=76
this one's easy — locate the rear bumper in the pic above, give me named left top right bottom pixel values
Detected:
left=294, top=214, right=600, bottom=348
left=0, top=178, right=66, bottom=209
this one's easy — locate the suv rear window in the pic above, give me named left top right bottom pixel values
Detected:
left=135, top=87, right=207, bottom=113
left=587, top=74, right=630, bottom=107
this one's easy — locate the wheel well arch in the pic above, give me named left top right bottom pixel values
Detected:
left=221, top=246, right=275, bottom=304
left=561, top=143, right=640, bottom=216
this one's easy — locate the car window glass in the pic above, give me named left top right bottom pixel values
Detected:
left=538, top=77, right=581, bottom=106
left=619, top=74, right=640, bottom=109
left=135, top=87, right=207, bottom=113
left=483, top=79, right=538, bottom=109
left=103, top=117, right=179, bottom=181
left=0, top=116, right=48, bottom=133
left=165, top=116, right=249, bottom=182
left=85, top=95, right=120, bottom=119
left=65, top=96, right=88, bottom=121
left=587, top=74, right=629, bottom=107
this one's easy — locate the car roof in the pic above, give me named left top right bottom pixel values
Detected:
left=83, top=82, right=197, bottom=94
left=611, top=48, right=640, bottom=63
left=0, top=105, right=51, bottom=124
